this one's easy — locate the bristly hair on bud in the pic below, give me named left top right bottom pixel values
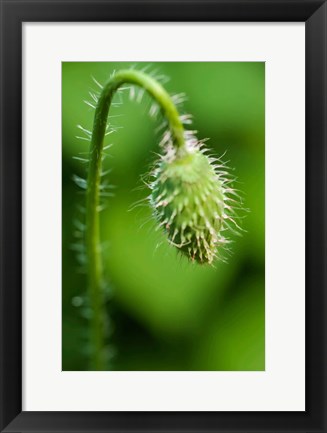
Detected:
left=149, top=132, right=242, bottom=265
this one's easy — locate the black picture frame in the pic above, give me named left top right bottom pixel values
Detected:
left=1, top=0, right=326, bottom=432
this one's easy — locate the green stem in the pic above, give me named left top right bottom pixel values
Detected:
left=86, top=70, right=186, bottom=370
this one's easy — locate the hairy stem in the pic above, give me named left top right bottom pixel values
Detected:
left=86, top=70, right=186, bottom=370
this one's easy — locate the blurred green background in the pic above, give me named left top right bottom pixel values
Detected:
left=62, top=62, right=265, bottom=371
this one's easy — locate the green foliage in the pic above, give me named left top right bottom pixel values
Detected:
left=62, top=62, right=265, bottom=371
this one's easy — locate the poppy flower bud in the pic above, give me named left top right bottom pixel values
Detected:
left=150, top=148, right=232, bottom=264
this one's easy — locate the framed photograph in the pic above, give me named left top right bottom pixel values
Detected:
left=0, top=1, right=326, bottom=432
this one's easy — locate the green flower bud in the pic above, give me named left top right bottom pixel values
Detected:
left=150, top=147, right=234, bottom=264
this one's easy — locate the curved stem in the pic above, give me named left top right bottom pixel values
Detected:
left=86, top=70, right=186, bottom=370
